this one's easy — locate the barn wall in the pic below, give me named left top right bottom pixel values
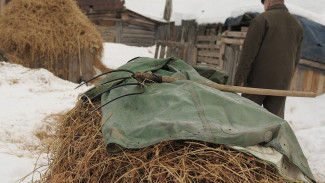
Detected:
left=77, top=0, right=124, bottom=12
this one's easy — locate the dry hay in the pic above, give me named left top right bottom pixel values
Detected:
left=41, top=98, right=299, bottom=183
left=0, top=0, right=108, bottom=76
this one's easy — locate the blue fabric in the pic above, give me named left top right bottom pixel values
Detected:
left=223, top=13, right=325, bottom=67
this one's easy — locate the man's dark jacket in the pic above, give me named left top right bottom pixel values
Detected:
left=235, top=4, right=304, bottom=90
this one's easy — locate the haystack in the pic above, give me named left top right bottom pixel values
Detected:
left=0, top=0, right=108, bottom=82
left=41, top=98, right=298, bottom=182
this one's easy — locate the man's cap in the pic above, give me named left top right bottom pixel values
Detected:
left=261, top=0, right=265, bottom=4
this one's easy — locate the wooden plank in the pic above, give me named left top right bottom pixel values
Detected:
left=290, top=68, right=299, bottom=91
left=56, top=56, right=64, bottom=79
left=241, top=27, right=249, bottom=32
left=96, top=20, right=116, bottom=26
left=220, top=43, right=226, bottom=70
left=121, top=28, right=155, bottom=36
left=159, top=46, right=166, bottom=59
left=303, top=69, right=314, bottom=92
left=232, top=46, right=241, bottom=85
left=166, top=45, right=172, bottom=57
left=193, top=47, right=198, bottom=65
left=221, top=38, right=245, bottom=45
left=121, top=33, right=155, bottom=39
left=120, top=37, right=155, bottom=45
left=198, top=50, right=220, bottom=58
left=127, top=19, right=156, bottom=29
left=311, top=72, right=320, bottom=93
left=224, top=31, right=247, bottom=38
left=196, top=44, right=220, bottom=49
left=296, top=68, right=304, bottom=91
left=182, top=44, right=188, bottom=61
left=80, top=51, right=94, bottom=81
left=156, top=41, right=184, bottom=48
left=197, top=56, right=220, bottom=65
left=154, top=45, right=160, bottom=59
left=197, top=35, right=219, bottom=42
left=115, top=22, right=122, bottom=43
left=318, top=74, right=325, bottom=94
left=125, top=23, right=155, bottom=31
left=299, top=59, right=325, bottom=70
left=63, top=55, right=69, bottom=81
left=122, top=12, right=129, bottom=21
left=68, top=54, right=80, bottom=83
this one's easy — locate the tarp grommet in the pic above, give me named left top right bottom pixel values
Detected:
left=221, top=125, right=239, bottom=135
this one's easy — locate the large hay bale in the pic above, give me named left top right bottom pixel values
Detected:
left=0, top=0, right=107, bottom=81
left=42, top=99, right=299, bottom=182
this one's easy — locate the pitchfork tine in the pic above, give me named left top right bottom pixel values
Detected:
left=75, top=69, right=136, bottom=89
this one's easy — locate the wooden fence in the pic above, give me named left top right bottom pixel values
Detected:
left=194, top=35, right=221, bottom=68
left=154, top=41, right=187, bottom=60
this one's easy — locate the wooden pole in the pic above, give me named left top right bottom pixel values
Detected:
left=135, top=72, right=317, bottom=98
left=163, top=0, right=172, bottom=22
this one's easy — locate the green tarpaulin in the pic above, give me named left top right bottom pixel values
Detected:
left=85, top=57, right=315, bottom=182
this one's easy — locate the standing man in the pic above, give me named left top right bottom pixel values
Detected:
left=234, top=0, right=304, bottom=118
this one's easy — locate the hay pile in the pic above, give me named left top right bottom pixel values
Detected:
left=41, top=98, right=300, bottom=183
left=0, top=0, right=107, bottom=76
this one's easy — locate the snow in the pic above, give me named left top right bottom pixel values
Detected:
left=101, top=43, right=155, bottom=69
left=1, top=43, right=325, bottom=182
left=0, top=62, right=90, bottom=182
left=1, top=1, right=325, bottom=182
left=125, top=0, right=325, bottom=25
left=285, top=95, right=325, bottom=181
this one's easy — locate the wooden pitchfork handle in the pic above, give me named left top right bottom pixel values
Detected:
left=134, top=72, right=317, bottom=98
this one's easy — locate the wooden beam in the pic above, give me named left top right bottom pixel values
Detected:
left=299, top=59, right=325, bottom=70
left=303, top=69, right=314, bottom=92
left=318, top=74, right=325, bottom=94
left=311, top=72, right=320, bottom=93
left=224, top=31, right=247, bottom=38
left=156, top=41, right=184, bottom=48
left=154, top=45, right=160, bottom=59
left=159, top=46, right=166, bottom=59
left=241, top=27, right=249, bottom=32
left=122, top=28, right=155, bottom=36
left=197, top=35, right=219, bottom=42
left=221, top=38, right=244, bottom=45
left=196, top=44, right=220, bottom=49
left=198, top=50, right=220, bottom=58
left=121, top=33, right=155, bottom=39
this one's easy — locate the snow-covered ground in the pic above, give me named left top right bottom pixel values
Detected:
left=1, top=0, right=325, bottom=182
left=0, top=43, right=324, bottom=182
left=0, top=62, right=91, bottom=182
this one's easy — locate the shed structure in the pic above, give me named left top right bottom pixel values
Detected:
left=77, top=0, right=167, bottom=47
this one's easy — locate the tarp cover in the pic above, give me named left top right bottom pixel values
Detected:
left=223, top=12, right=325, bottom=68
left=85, top=57, right=315, bottom=182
